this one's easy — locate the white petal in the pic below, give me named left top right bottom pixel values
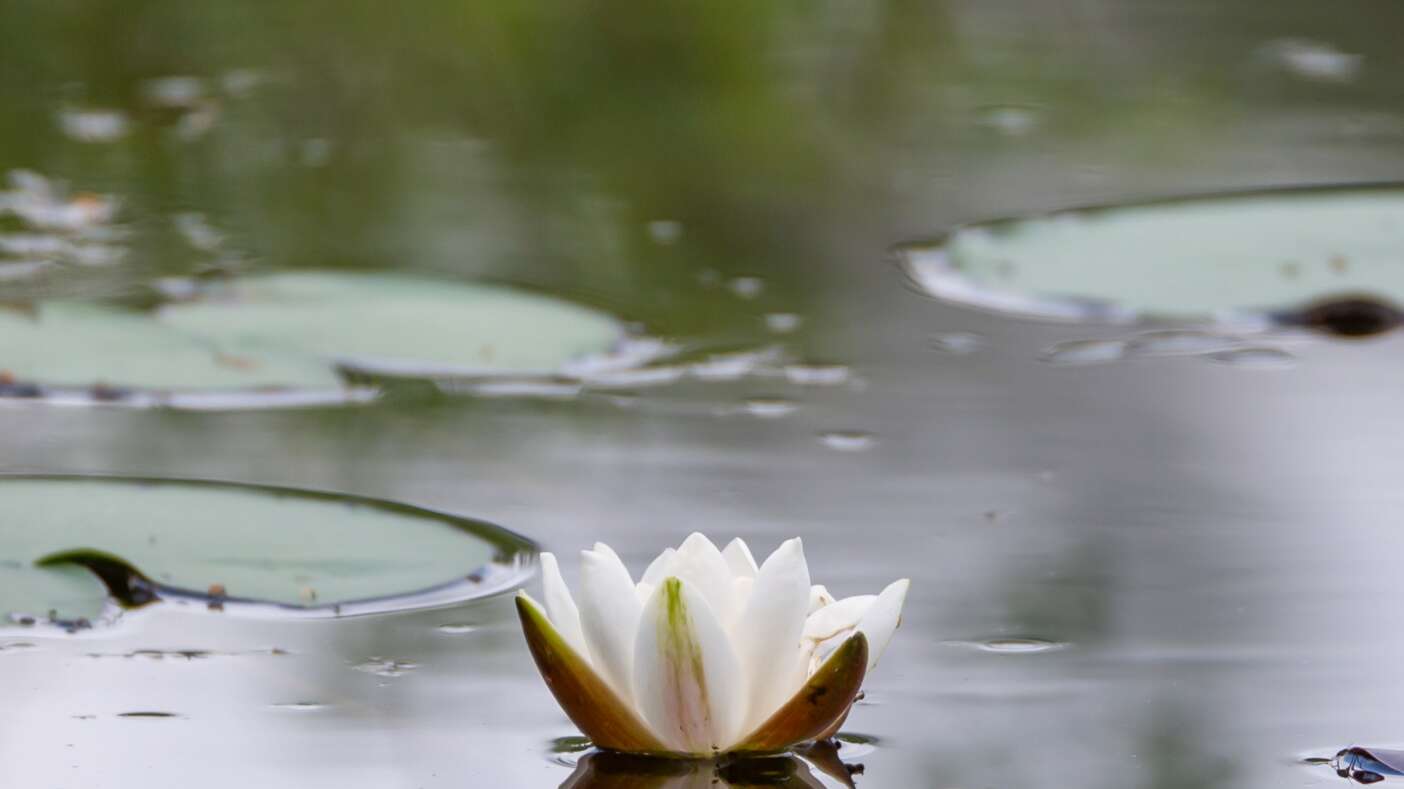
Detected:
left=578, top=548, right=642, bottom=704
left=641, top=547, right=677, bottom=586
left=807, top=584, right=835, bottom=615
left=633, top=577, right=746, bottom=754
left=539, top=552, right=586, bottom=657
left=731, top=537, right=811, bottom=730
left=635, top=581, right=655, bottom=604
left=802, top=594, right=876, bottom=642
left=857, top=579, right=909, bottom=671
left=731, top=576, right=754, bottom=615
left=722, top=538, right=758, bottom=579
left=593, top=542, right=629, bottom=580
left=670, top=533, right=738, bottom=626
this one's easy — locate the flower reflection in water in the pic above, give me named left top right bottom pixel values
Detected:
left=559, top=741, right=863, bottom=789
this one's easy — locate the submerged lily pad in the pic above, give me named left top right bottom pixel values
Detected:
left=159, top=272, right=628, bottom=379
left=0, top=272, right=637, bottom=406
left=0, top=476, right=534, bottom=629
left=898, top=184, right=1404, bottom=332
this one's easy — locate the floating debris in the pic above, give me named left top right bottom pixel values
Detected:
left=729, top=276, right=765, bottom=299
left=819, top=431, right=876, bottom=452
left=172, top=212, right=224, bottom=252
left=141, top=76, right=207, bottom=109
left=689, top=347, right=783, bottom=382
left=928, top=332, right=983, bottom=354
left=741, top=397, right=798, bottom=419
left=352, top=657, right=419, bottom=678
left=764, top=312, right=802, bottom=333
left=976, top=104, right=1043, bottom=136
left=783, top=363, right=851, bottom=386
left=1258, top=39, right=1363, bottom=83
left=56, top=108, right=131, bottom=144
left=646, top=220, right=682, bottom=245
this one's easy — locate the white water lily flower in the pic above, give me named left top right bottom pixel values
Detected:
left=516, top=533, right=909, bottom=758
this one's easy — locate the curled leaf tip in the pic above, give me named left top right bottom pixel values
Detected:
left=34, top=548, right=160, bottom=608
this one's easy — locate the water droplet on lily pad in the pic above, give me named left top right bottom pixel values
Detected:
left=898, top=185, right=1404, bottom=334
left=0, top=476, right=534, bottom=630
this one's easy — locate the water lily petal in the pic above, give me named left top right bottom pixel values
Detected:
left=733, top=633, right=868, bottom=754
left=722, top=538, right=758, bottom=579
left=539, top=552, right=587, bottom=657
left=802, top=595, right=876, bottom=642
left=516, top=593, right=671, bottom=755
left=636, top=581, right=655, bottom=605
left=579, top=548, right=643, bottom=703
left=593, top=542, right=629, bottom=579
left=856, top=579, right=909, bottom=671
left=732, top=576, right=754, bottom=614
left=732, top=537, right=811, bottom=730
left=633, top=577, right=745, bottom=755
left=670, top=533, right=738, bottom=626
left=807, top=585, right=835, bottom=615
left=641, top=547, right=677, bottom=586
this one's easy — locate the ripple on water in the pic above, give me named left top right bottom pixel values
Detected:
left=833, top=732, right=882, bottom=760
left=1125, top=330, right=1245, bottom=358
left=548, top=736, right=594, bottom=768
left=270, top=702, right=328, bottom=711
left=1039, top=339, right=1127, bottom=366
left=435, top=623, right=480, bottom=635
left=947, top=637, right=1069, bottom=654
left=1206, top=347, right=1297, bottom=370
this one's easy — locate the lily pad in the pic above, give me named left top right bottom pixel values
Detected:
left=0, top=475, right=535, bottom=629
left=159, top=272, right=629, bottom=379
left=0, top=272, right=639, bottom=407
left=0, top=302, right=341, bottom=391
left=898, top=184, right=1404, bottom=330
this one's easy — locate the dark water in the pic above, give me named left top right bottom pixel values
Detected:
left=4, top=1, right=1404, bottom=786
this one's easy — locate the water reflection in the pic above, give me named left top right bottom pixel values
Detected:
left=558, top=743, right=860, bottom=789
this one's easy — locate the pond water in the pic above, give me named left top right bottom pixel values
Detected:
left=3, top=1, right=1404, bottom=787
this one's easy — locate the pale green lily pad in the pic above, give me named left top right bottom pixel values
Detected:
left=0, top=302, right=340, bottom=390
left=0, top=273, right=635, bottom=406
left=898, top=184, right=1404, bottom=327
left=159, top=272, right=628, bottom=379
left=0, top=476, right=535, bottom=629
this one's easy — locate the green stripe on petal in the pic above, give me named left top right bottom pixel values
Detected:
left=633, top=577, right=745, bottom=755
left=516, top=593, right=671, bottom=755
left=732, top=633, right=868, bottom=754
